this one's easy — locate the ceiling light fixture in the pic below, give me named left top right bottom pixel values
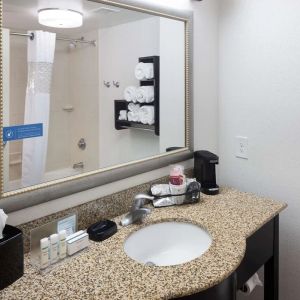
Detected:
left=38, top=8, right=83, bottom=28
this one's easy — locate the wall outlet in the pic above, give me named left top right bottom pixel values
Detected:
left=235, top=136, right=248, bottom=159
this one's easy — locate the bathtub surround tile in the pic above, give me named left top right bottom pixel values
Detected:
left=17, top=169, right=194, bottom=253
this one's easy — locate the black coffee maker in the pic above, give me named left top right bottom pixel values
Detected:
left=194, top=150, right=219, bottom=195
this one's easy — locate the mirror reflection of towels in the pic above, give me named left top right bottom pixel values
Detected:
left=124, top=86, right=137, bottom=102
left=136, top=86, right=154, bottom=103
left=134, top=62, right=154, bottom=80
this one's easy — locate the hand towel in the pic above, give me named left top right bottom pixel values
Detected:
left=134, top=63, right=154, bottom=80
left=124, top=86, right=137, bottom=103
left=128, top=111, right=140, bottom=122
left=128, top=103, right=140, bottom=113
left=136, top=86, right=154, bottom=103
left=139, top=105, right=155, bottom=125
left=118, top=110, right=127, bottom=121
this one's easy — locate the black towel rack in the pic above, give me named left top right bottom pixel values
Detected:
left=115, top=55, right=160, bottom=136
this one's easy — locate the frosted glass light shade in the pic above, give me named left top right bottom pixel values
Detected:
left=38, top=9, right=83, bottom=28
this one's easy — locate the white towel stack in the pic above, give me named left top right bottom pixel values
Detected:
left=127, top=104, right=155, bottom=125
left=128, top=103, right=140, bottom=122
left=139, top=106, right=155, bottom=125
left=128, top=103, right=140, bottom=113
left=124, top=86, right=137, bottom=103
left=136, top=86, right=154, bottom=103
left=135, top=62, right=154, bottom=80
left=118, top=110, right=127, bottom=121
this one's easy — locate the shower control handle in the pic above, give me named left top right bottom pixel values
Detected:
left=78, top=138, right=86, bottom=150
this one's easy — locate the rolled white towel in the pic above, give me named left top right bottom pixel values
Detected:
left=136, top=86, right=154, bottom=103
left=128, top=103, right=140, bottom=113
left=134, top=63, right=154, bottom=80
left=118, top=110, right=127, bottom=121
left=139, top=105, right=155, bottom=125
left=128, top=111, right=139, bottom=122
left=124, top=86, right=137, bottom=103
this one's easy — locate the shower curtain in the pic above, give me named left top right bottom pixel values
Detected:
left=21, top=31, right=56, bottom=187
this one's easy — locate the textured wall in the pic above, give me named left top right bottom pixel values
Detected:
left=219, top=0, right=299, bottom=299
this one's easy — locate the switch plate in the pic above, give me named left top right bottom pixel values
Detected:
left=235, top=136, right=248, bottom=159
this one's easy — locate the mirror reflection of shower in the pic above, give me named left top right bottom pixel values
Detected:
left=5, top=29, right=98, bottom=190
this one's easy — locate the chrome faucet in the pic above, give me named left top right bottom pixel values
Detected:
left=120, top=194, right=154, bottom=226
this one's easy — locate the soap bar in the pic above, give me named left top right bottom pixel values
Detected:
left=87, top=220, right=117, bottom=242
left=67, top=232, right=89, bottom=256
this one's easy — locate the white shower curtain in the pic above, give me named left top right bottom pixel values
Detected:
left=21, top=31, right=56, bottom=187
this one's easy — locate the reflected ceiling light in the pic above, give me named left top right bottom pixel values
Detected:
left=38, top=8, right=83, bottom=28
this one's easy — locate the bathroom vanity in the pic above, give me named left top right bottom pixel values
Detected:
left=0, top=187, right=286, bottom=300
left=177, top=216, right=279, bottom=300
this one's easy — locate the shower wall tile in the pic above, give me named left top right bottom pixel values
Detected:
left=9, top=83, right=26, bottom=115
left=68, top=30, right=99, bottom=173
left=47, top=110, right=71, bottom=172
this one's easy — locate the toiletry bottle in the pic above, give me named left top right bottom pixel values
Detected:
left=50, top=234, right=59, bottom=264
left=59, top=230, right=67, bottom=259
left=40, top=238, right=50, bottom=269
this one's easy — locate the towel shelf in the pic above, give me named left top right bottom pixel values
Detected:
left=114, top=55, right=160, bottom=135
left=116, top=120, right=155, bottom=132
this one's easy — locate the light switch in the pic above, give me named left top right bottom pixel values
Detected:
left=235, top=136, right=248, bottom=159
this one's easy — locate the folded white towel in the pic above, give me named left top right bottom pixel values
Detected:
left=124, top=86, right=137, bottom=103
left=134, top=63, right=154, bottom=80
left=136, top=86, right=154, bottom=103
left=139, top=105, right=155, bottom=125
left=128, top=103, right=140, bottom=113
left=151, top=184, right=170, bottom=196
left=128, top=111, right=139, bottom=122
left=118, top=110, right=127, bottom=121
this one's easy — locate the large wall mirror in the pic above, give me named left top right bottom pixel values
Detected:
left=0, top=0, right=193, bottom=212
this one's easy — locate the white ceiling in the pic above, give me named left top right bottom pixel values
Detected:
left=3, top=0, right=153, bottom=37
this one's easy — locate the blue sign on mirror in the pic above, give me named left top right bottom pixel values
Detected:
left=3, top=123, right=43, bottom=142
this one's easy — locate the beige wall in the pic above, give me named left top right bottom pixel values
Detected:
left=219, top=0, right=300, bottom=299
left=9, top=35, right=26, bottom=181
left=3, top=29, right=10, bottom=189
left=159, top=17, right=185, bottom=152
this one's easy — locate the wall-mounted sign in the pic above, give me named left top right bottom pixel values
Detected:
left=3, top=123, right=43, bottom=142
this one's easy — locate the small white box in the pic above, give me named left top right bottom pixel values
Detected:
left=67, top=232, right=89, bottom=256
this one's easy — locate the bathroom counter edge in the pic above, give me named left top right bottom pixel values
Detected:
left=0, top=187, right=287, bottom=300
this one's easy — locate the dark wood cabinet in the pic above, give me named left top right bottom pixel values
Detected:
left=174, top=215, right=279, bottom=300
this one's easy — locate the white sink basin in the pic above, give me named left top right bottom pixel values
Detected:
left=124, top=222, right=212, bottom=266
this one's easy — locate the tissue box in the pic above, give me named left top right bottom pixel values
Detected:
left=0, top=225, right=24, bottom=290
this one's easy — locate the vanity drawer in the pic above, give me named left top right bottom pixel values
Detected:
left=236, top=218, right=275, bottom=289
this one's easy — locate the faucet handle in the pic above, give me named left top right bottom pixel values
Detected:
left=120, top=208, right=151, bottom=227
left=131, top=194, right=154, bottom=212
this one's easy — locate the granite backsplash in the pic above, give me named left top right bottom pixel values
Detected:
left=18, top=169, right=194, bottom=253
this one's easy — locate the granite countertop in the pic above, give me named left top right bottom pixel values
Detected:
left=0, top=187, right=287, bottom=300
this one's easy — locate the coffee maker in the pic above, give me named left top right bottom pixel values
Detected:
left=194, top=150, right=219, bottom=195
